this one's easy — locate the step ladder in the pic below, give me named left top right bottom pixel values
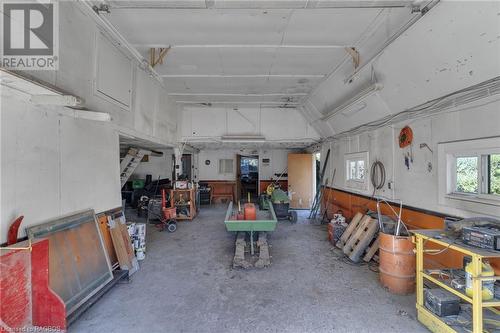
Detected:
left=120, top=148, right=151, bottom=188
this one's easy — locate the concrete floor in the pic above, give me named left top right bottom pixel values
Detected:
left=71, top=205, right=427, bottom=333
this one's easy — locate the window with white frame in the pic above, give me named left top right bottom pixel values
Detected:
left=451, top=153, right=500, bottom=197
left=344, top=152, right=369, bottom=191
left=218, top=159, right=234, bottom=174
left=438, top=137, right=500, bottom=213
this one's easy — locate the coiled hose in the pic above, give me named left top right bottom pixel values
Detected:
left=370, top=160, right=386, bottom=194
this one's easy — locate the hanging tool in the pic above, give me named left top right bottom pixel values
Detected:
left=321, top=169, right=336, bottom=223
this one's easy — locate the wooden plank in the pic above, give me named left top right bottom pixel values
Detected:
left=255, top=232, right=270, bottom=268
left=349, top=221, right=379, bottom=262
left=343, top=216, right=372, bottom=255
left=336, top=212, right=363, bottom=249
left=97, top=214, right=118, bottom=268
left=363, top=235, right=380, bottom=262
left=108, top=214, right=138, bottom=275
left=233, top=232, right=251, bottom=269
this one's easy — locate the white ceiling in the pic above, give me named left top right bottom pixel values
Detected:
left=104, top=0, right=418, bottom=108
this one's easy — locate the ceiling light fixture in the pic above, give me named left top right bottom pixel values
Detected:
left=221, top=135, right=266, bottom=143
left=322, top=83, right=383, bottom=121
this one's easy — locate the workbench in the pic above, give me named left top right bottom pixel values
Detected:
left=413, top=229, right=500, bottom=333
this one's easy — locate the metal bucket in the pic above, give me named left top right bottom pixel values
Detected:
left=379, top=232, right=416, bottom=295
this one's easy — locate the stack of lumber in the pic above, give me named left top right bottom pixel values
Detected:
left=336, top=212, right=380, bottom=263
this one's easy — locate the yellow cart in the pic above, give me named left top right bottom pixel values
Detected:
left=413, top=229, right=500, bottom=333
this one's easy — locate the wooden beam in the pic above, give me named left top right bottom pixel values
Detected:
left=149, top=47, right=171, bottom=68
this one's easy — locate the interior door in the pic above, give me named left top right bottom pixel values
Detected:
left=288, top=153, right=314, bottom=209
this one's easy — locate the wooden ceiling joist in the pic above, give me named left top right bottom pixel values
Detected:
left=149, top=47, right=171, bottom=68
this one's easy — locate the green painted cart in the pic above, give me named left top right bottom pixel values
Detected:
left=224, top=201, right=277, bottom=255
left=224, top=201, right=278, bottom=232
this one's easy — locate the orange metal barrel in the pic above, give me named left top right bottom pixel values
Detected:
left=243, top=203, right=256, bottom=220
left=379, top=232, right=416, bottom=295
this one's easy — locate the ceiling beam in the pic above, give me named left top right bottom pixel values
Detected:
left=175, top=101, right=300, bottom=105
left=161, top=74, right=326, bottom=78
left=134, top=44, right=350, bottom=49
left=167, top=93, right=309, bottom=96
left=108, top=1, right=412, bottom=9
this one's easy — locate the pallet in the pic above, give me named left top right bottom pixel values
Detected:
left=336, top=212, right=363, bottom=249
left=233, top=232, right=271, bottom=269
left=343, top=216, right=376, bottom=260
left=363, top=235, right=380, bottom=262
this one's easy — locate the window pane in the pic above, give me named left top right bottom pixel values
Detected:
left=349, top=161, right=356, bottom=179
left=456, top=157, right=478, bottom=193
left=357, top=160, right=365, bottom=180
left=489, top=154, right=500, bottom=195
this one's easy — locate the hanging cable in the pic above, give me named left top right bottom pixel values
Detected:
left=370, top=161, right=386, bottom=192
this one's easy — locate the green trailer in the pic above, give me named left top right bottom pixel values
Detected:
left=224, top=201, right=277, bottom=267
left=223, top=201, right=278, bottom=232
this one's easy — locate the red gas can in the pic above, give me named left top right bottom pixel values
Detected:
left=243, top=203, right=256, bottom=220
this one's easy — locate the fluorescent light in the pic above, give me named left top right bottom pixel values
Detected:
left=221, top=135, right=266, bottom=142
left=30, top=94, right=84, bottom=107
left=57, top=109, right=111, bottom=122
left=322, top=83, right=383, bottom=121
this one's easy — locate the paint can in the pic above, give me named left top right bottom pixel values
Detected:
left=135, top=223, right=146, bottom=238
left=136, top=248, right=145, bottom=261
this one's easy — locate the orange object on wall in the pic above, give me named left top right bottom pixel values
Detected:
left=399, top=126, right=413, bottom=148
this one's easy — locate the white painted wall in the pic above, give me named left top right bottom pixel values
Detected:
left=303, top=1, right=500, bottom=138
left=197, top=148, right=292, bottom=182
left=0, top=92, right=121, bottom=243
left=21, top=1, right=179, bottom=146
left=181, top=106, right=319, bottom=146
left=0, top=2, right=179, bottom=243
left=131, top=150, right=174, bottom=181
left=321, top=98, right=500, bottom=219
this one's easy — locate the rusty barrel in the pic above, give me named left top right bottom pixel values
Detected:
left=379, top=232, right=416, bottom=295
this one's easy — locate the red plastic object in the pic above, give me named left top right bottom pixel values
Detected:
left=243, top=203, right=256, bottom=221
left=7, top=216, right=24, bottom=245
left=0, top=239, right=66, bottom=332
left=398, top=126, right=413, bottom=148
left=162, top=207, right=177, bottom=220
left=31, top=239, right=66, bottom=330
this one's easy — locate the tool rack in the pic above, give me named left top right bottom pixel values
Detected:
left=413, top=229, right=500, bottom=333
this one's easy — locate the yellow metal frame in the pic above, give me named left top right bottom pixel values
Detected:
left=413, top=230, right=500, bottom=333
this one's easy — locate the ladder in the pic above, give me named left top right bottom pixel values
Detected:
left=120, top=148, right=151, bottom=188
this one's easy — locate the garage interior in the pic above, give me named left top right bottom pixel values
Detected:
left=1, top=1, right=500, bottom=332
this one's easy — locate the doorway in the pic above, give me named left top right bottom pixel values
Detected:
left=237, top=155, right=259, bottom=202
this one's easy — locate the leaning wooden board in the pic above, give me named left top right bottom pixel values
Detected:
left=108, top=211, right=139, bottom=275
left=96, top=213, right=118, bottom=269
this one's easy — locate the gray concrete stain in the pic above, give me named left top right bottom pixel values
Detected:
left=70, top=206, right=426, bottom=333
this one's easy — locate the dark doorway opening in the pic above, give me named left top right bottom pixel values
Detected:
left=239, top=155, right=259, bottom=202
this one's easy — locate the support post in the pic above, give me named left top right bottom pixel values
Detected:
left=471, top=255, right=483, bottom=333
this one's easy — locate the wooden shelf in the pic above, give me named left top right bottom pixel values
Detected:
left=170, top=188, right=197, bottom=221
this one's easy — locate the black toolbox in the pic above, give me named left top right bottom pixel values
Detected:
left=424, top=288, right=460, bottom=317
